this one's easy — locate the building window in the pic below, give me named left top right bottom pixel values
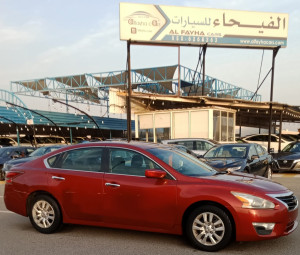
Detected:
left=221, top=112, right=228, bottom=142
left=213, top=110, right=235, bottom=142
left=155, top=113, right=171, bottom=142
left=228, top=113, right=234, bottom=142
left=213, top=111, right=220, bottom=141
left=138, top=115, right=154, bottom=142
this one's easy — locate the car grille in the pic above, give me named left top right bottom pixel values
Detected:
left=277, top=160, right=294, bottom=169
left=276, top=194, right=298, bottom=211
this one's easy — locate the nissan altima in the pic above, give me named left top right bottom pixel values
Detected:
left=4, top=142, right=298, bottom=252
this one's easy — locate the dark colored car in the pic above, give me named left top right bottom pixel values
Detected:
left=4, top=142, right=298, bottom=251
left=2, top=145, right=65, bottom=174
left=272, top=141, right=300, bottom=172
left=202, top=143, right=273, bottom=179
left=0, top=146, right=35, bottom=180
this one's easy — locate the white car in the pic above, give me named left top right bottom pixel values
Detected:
left=161, top=138, right=218, bottom=156
left=240, top=134, right=291, bottom=153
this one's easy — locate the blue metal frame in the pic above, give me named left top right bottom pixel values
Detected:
left=10, top=65, right=261, bottom=108
left=0, top=89, right=34, bottom=123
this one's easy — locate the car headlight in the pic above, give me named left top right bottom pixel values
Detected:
left=293, top=160, right=300, bottom=170
left=231, top=192, right=275, bottom=209
left=3, top=163, right=8, bottom=171
left=226, top=166, right=241, bottom=171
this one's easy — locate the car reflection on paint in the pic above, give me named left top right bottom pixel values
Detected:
left=4, top=142, right=298, bottom=251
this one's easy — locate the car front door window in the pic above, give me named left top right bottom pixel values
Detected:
left=109, top=148, right=161, bottom=176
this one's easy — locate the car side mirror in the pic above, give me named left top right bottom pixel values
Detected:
left=145, top=169, right=166, bottom=179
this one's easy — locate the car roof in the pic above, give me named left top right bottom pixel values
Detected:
left=161, top=138, right=218, bottom=143
left=212, top=143, right=252, bottom=147
left=49, top=141, right=171, bottom=151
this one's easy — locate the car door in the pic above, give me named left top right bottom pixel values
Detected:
left=46, top=146, right=105, bottom=221
left=255, top=144, right=269, bottom=176
left=247, top=144, right=264, bottom=175
left=102, top=147, right=178, bottom=230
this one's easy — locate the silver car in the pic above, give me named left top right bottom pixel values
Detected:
left=161, top=138, right=218, bottom=156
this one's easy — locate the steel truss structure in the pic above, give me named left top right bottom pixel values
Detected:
left=10, top=65, right=261, bottom=110
left=0, top=89, right=33, bottom=123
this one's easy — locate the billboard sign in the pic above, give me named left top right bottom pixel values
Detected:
left=120, top=3, right=288, bottom=48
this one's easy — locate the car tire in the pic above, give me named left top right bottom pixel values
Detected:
left=29, top=195, right=62, bottom=234
left=185, top=205, right=233, bottom=252
left=264, top=165, right=272, bottom=179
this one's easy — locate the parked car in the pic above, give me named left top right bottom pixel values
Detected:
left=0, top=146, right=35, bottom=180
left=34, top=135, right=67, bottom=146
left=202, top=143, right=273, bottom=179
left=171, top=144, right=199, bottom=158
left=281, top=134, right=299, bottom=142
left=2, top=145, right=65, bottom=174
left=0, top=135, right=67, bottom=147
left=4, top=142, right=298, bottom=251
left=161, top=138, right=218, bottom=156
left=240, top=134, right=290, bottom=153
left=272, top=141, right=300, bottom=172
left=0, top=136, right=32, bottom=147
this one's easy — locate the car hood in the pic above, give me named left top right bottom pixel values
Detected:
left=203, top=171, right=287, bottom=193
left=203, top=158, right=245, bottom=169
left=272, top=151, right=300, bottom=160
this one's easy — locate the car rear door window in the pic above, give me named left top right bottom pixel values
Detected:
left=176, top=141, right=193, bottom=150
left=53, top=147, right=103, bottom=172
left=247, top=135, right=263, bottom=141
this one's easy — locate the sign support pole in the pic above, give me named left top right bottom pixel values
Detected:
left=127, top=40, right=132, bottom=142
left=202, top=44, right=207, bottom=96
left=267, top=46, right=280, bottom=153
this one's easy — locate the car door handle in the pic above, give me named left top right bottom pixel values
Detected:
left=105, top=183, right=120, bottom=187
left=52, top=176, right=65, bottom=181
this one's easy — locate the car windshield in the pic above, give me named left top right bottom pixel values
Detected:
left=204, top=145, right=248, bottom=158
left=147, top=147, right=216, bottom=177
left=282, top=143, right=300, bottom=153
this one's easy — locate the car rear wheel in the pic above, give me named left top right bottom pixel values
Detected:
left=185, top=205, right=233, bottom=252
left=29, top=195, right=62, bottom=234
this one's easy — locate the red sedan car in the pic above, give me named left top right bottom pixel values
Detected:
left=4, top=142, right=298, bottom=251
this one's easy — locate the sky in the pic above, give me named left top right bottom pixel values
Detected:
left=0, top=0, right=299, bottom=110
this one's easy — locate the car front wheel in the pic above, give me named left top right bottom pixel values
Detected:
left=29, top=195, right=62, bottom=234
left=185, top=205, right=233, bottom=252
left=264, top=165, right=272, bottom=179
